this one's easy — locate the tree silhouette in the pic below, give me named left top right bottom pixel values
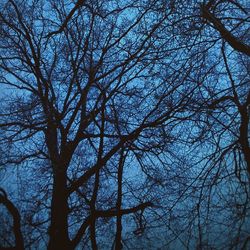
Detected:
left=0, top=0, right=249, bottom=249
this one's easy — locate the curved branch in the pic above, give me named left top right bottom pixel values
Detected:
left=201, top=5, right=250, bottom=56
left=46, top=0, right=86, bottom=37
left=70, top=202, right=153, bottom=248
left=0, top=189, right=24, bottom=250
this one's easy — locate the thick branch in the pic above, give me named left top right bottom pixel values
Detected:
left=201, top=5, right=250, bottom=56
left=0, top=189, right=24, bottom=250
left=46, top=0, right=86, bottom=37
left=207, top=95, right=235, bottom=109
left=70, top=217, right=91, bottom=249
left=70, top=202, right=153, bottom=248
left=96, top=202, right=153, bottom=218
left=67, top=131, right=140, bottom=194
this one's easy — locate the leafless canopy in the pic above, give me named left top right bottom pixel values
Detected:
left=0, top=0, right=249, bottom=249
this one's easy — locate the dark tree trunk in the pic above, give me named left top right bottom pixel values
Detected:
left=44, top=122, right=72, bottom=249
left=239, top=104, right=250, bottom=174
left=48, top=166, right=71, bottom=250
left=115, top=149, right=125, bottom=250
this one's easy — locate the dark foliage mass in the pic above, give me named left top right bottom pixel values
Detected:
left=0, top=0, right=249, bottom=249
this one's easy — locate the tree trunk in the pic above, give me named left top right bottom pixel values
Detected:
left=115, top=149, right=124, bottom=250
left=48, top=166, right=71, bottom=250
left=239, top=106, right=250, bottom=174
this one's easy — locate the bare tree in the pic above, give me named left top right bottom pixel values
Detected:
left=0, top=0, right=249, bottom=249
left=0, top=0, right=197, bottom=249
